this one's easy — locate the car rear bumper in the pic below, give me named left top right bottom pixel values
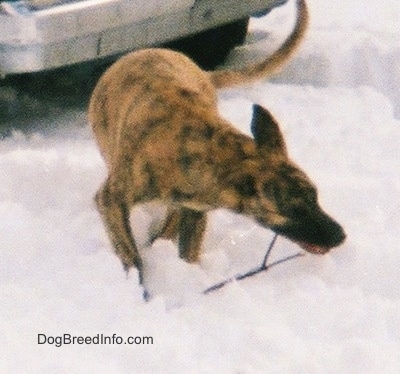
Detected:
left=0, top=0, right=287, bottom=74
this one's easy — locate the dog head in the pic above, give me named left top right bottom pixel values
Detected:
left=224, top=104, right=346, bottom=254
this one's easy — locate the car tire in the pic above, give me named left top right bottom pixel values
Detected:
left=165, top=18, right=249, bottom=70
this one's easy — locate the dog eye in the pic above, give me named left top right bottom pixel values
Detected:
left=286, top=180, right=317, bottom=200
left=262, top=182, right=283, bottom=202
left=234, top=175, right=257, bottom=197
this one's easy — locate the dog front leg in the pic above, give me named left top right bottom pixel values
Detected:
left=95, top=181, right=144, bottom=283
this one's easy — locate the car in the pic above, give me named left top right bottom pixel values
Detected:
left=0, top=0, right=288, bottom=75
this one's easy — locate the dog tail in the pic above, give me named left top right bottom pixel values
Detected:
left=210, top=0, right=309, bottom=89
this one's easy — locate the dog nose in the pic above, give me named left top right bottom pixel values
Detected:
left=328, top=221, right=346, bottom=248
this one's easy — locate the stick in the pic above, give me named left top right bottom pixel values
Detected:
left=261, top=233, right=279, bottom=270
left=203, top=235, right=304, bottom=294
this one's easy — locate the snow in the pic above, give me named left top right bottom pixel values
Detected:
left=1, top=0, right=400, bottom=372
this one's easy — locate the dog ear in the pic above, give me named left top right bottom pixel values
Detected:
left=251, top=105, right=288, bottom=157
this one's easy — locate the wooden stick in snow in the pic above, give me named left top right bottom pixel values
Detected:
left=203, top=234, right=304, bottom=294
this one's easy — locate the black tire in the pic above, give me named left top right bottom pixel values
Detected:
left=165, top=18, right=250, bottom=70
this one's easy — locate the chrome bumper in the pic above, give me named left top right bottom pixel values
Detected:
left=0, top=0, right=285, bottom=74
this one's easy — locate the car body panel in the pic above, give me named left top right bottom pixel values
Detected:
left=0, top=0, right=288, bottom=74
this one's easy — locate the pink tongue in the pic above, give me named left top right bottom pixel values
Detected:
left=297, top=241, right=329, bottom=255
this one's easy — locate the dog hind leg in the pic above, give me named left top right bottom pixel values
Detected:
left=151, top=208, right=181, bottom=243
left=178, top=208, right=207, bottom=263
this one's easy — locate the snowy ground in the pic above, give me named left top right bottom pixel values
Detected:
left=1, top=0, right=400, bottom=373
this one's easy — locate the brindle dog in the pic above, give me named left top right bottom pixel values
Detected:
left=88, top=0, right=345, bottom=287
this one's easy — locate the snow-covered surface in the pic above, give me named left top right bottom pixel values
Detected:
left=1, top=0, right=400, bottom=372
